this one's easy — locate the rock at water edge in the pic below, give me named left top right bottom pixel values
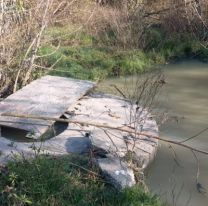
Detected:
left=97, top=156, right=136, bottom=190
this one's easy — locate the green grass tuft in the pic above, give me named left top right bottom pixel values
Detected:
left=0, top=155, right=163, bottom=206
left=39, top=44, right=152, bottom=80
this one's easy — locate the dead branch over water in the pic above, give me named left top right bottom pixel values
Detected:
left=2, top=113, right=208, bottom=156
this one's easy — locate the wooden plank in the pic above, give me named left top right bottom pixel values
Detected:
left=0, top=76, right=95, bottom=139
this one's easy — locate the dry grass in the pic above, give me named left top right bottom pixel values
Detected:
left=0, top=0, right=207, bottom=97
left=0, top=0, right=78, bottom=97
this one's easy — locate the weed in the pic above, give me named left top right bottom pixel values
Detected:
left=0, top=155, right=163, bottom=206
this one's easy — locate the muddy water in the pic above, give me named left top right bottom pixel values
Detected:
left=98, top=60, right=208, bottom=206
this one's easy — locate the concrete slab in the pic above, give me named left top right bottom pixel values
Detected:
left=0, top=92, right=159, bottom=190
left=0, top=76, right=95, bottom=139
left=67, top=93, right=158, bottom=169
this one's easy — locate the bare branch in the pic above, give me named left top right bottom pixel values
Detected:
left=2, top=113, right=208, bottom=156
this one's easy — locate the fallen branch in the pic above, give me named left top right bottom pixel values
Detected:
left=2, top=113, right=208, bottom=155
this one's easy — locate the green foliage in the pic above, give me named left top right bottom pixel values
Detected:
left=144, top=28, right=165, bottom=51
left=144, top=28, right=208, bottom=63
left=39, top=24, right=208, bottom=82
left=112, top=51, right=152, bottom=75
left=0, top=155, right=163, bottom=206
left=39, top=44, right=152, bottom=80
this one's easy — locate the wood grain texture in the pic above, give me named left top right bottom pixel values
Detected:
left=0, top=76, right=95, bottom=139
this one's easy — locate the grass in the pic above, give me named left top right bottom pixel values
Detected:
left=144, top=28, right=208, bottom=63
left=0, top=155, right=163, bottom=206
left=39, top=26, right=208, bottom=81
left=39, top=45, right=152, bottom=81
left=39, top=25, right=156, bottom=81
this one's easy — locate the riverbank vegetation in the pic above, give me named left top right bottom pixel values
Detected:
left=0, top=1, right=208, bottom=205
left=1, top=0, right=208, bottom=96
left=0, top=155, right=163, bottom=206
left=40, top=0, right=208, bottom=80
left=41, top=26, right=208, bottom=81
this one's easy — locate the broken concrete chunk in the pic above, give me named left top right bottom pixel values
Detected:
left=65, top=137, right=90, bottom=154
left=70, top=93, right=159, bottom=169
left=97, top=156, right=136, bottom=190
left=90, top=129, right=128, bottom=158
left=132, top=140, right=158, bottom=169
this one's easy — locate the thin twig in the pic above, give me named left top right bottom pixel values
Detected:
left=179, top=127, right=208, bottom=143
left=2, top=113, right=208, bottom=156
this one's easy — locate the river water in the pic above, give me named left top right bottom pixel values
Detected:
left=98, top=60, right=208, bottom=206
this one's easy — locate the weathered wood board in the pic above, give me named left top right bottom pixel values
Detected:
left=0, top=76, right=95, bottom=139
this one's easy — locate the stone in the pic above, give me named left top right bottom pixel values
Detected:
left=97, top=156, right=136, bottom=190
left=90, top=129, right=128, bottom=157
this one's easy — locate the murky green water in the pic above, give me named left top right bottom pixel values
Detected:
left=98, top=60, right=208, bottom=206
